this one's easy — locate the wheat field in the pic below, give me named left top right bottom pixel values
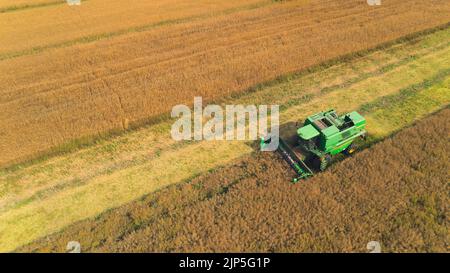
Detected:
left=1, top=27, right=449, bottom=251
left=1, top=0, right=449, bottom=167
left=0, top=0, right=449, bottom=253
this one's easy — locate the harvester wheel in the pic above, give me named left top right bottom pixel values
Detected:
left=344, top=143, right=356, bottom=156
left=319, top=155, right=331, bottom=171
left=312, top=154, right=331, bottom=172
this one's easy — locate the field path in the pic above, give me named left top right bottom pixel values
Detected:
left=0, top=28, right=449, bottom=252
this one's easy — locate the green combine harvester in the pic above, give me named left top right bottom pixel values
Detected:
left=261, top=109, right=367, bottom=182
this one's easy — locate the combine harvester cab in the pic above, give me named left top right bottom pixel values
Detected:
left=261, top=109, right=367, bottom=183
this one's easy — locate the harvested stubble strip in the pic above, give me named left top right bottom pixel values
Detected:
left=1, top=0, right=450, bottom=167
left=19, top=108, right=450, bottom=253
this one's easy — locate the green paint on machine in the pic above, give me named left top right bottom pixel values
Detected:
left=261, top=109, right=366, bottom=182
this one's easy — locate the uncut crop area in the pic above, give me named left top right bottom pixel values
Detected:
left=1, top=0, right=450, bottom=167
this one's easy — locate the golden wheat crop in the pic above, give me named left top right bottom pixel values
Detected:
left=1, top=0, right=449, bottom=167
